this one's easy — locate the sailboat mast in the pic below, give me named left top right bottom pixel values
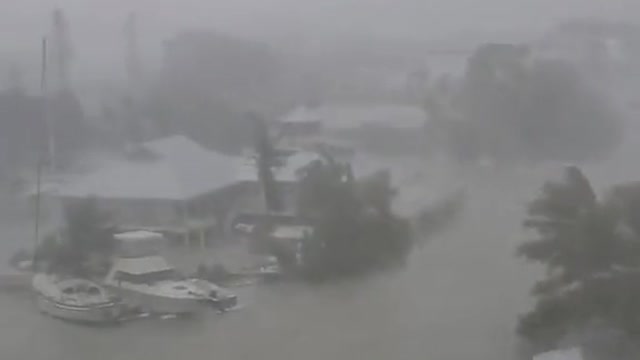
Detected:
left=41, top=37, right=55, bottom=173
left=41, top=37, right=47, bottom=97
left=34, top=37, right=48, bottom=259
left=34, top=151, right=42, bottom=255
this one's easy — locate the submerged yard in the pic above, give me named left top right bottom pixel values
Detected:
left=0, top=156, right=546, bottom=360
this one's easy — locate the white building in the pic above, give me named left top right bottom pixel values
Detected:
left=32, top=133, right=390, bottom=246
left=49, top=135, right=246, bottom=247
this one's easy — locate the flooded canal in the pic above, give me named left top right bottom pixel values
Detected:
left=0, top=167, right=544, bottom=360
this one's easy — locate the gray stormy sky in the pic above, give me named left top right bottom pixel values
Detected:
left=0, top=0, right=639, bottom=86
left=6, top=0, right=638, bottom=38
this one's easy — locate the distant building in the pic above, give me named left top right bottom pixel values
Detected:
left=31, top=132, right=389, bottom=246
left=49, top=135, right=246, bottom=247
left=277, top=104, right=428, bottom=156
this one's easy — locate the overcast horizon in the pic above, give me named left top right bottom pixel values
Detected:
left=0, top=0, right=639, bottom=91
left=4, top=0, right=640, bottom=46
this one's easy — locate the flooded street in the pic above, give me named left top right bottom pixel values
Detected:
left=0, top=165, right=545, bottom=360
left=3, top=134, right=639, bottom=360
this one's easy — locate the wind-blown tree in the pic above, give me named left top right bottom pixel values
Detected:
left=518, top=166, right=640, bottom=350
left=243, top=112, right=288, bottom=258
left=40, top=198, right=116, bottom=277
left=438, top=43, right=621, bottom=165
left=296, top=159, right=412, bottom=281
left=251, top=112, right=282, bottom=213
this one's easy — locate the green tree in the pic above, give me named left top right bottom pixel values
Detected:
left=518, top=166, right=640, bottom=349
left=41, top=198, right=116, bottom=277
left=296, top=159, right=412, bottom=281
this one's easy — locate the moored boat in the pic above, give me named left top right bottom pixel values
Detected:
left=104, top=231, right=237, bottom=315
left=32, top=273, right=122, bottom=323
left=104, top=255, right=237, bottom=314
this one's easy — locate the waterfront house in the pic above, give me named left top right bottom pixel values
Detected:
left=53, top=135, right=245, bottom=247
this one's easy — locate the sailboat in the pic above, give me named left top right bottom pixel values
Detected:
left=28, top=37, right=123, bottom=323
left=33, top=273, right=123, bottom=323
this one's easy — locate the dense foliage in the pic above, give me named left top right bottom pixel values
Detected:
left=428, top=43, right=621, bottom=165
left=518, top=166, right=640, bottom=350
left=36, top=198, right=116, bottom=277
left=296, top=159, right=412, bottom=281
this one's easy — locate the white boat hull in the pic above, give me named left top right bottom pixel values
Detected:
left=103, top=240, right=237, bottom=315
left=36, top=294, right=121, bottom=323
left=107, top=286, right=203, bottom=315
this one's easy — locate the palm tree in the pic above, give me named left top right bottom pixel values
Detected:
left=518, top=166, right=640, bottom=349
left=249, top=112, right=282, bottom=213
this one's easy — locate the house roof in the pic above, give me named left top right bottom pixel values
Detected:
left=56, top=135, right=240, bottom=200
left=51, top=135, right=387, bottom=201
